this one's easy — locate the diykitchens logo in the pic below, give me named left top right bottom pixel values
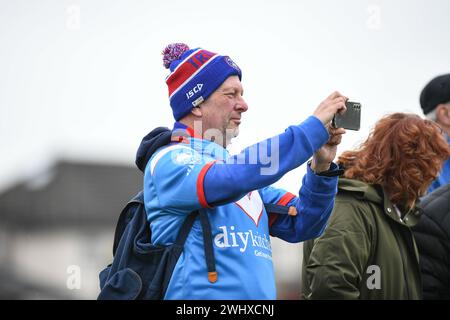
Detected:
left=214, top=225, right=273, bottom=261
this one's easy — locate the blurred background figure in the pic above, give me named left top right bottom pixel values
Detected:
left=412, top=74, right=450, bottom=300
left=413, top=183, right=450, bottom=299
left=301, top=113, right=450, bottom=299
left=419, top=74, right=450, bottom=193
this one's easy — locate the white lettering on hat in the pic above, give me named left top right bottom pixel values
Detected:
left=186, top=83, right=203, bottom=100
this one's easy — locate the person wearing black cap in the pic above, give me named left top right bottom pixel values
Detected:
left=419, top=73, right=450, bottom=193
left=413, top=73, right=450, bottom=299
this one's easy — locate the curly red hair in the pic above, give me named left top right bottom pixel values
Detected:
left=338, top=113, right=450, bottom=210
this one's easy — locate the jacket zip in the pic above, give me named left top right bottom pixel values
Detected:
left=391, top=224, right=410, bottom=299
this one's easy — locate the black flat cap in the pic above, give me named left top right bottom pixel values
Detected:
left=420, top=74, right=450, bottom=115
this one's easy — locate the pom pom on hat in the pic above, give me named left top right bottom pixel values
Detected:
left=162, top=43, right=190, bottom=69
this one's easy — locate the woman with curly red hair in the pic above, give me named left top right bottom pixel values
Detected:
left=301, top=113, right=450, bottom=299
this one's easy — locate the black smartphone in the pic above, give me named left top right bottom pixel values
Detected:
left=332, top=101, right=361, bottom=131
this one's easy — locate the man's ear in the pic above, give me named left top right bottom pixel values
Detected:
left=436, top=103, right=450, bottom=126
left=190, top=106, right=203, bottom=117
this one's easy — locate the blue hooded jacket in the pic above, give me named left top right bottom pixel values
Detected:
left=138, top=116, right=340, bottom=299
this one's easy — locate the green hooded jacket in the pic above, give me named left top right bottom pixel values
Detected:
left=302, top=178, right=423, bottom=299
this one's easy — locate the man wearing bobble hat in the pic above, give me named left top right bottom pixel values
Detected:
left=135, top=43, right=347, bottom=299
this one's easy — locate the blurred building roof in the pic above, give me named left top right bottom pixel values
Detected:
left=0, top=160, right=142, bottom=230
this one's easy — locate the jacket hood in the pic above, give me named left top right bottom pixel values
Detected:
left=135, top=127, right=172, bottom=173
left=338, top=178, right=422, bottom=227
left=338, top=178, right=383, bottom=204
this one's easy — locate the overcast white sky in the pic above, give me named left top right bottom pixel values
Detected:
left=1, top=0, right=450, bottom=193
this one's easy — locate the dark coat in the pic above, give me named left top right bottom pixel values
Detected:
left=413, top=183, right=450, bottom=300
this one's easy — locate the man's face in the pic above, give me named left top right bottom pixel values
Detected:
left=198, top=75, right=248, bottom=147
left=434, top=102, right=450, bottom=137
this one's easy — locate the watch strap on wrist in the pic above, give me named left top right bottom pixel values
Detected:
left=308, top=161, right=345, bottom=177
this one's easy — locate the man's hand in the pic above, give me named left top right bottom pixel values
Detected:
left=311, top=125, right=346, bottom=173
left=313, top=91, right=348, bottom=125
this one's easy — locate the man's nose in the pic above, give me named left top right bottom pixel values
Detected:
left=236, top=96, right=249, bottom=112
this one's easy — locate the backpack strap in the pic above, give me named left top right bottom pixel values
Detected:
left=199, top=210, right=217, bottom=283
left=264, top=203, right=290, bottom=215
left=173, top=209, right=217, bottom=284
left=173, top=211, right=200, bottom=246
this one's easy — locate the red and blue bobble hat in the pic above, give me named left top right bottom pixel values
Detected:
left=162, top=43, right=242, bottom=121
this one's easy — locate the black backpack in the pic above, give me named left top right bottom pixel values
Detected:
left=97, top=191, right=217, bottom=300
